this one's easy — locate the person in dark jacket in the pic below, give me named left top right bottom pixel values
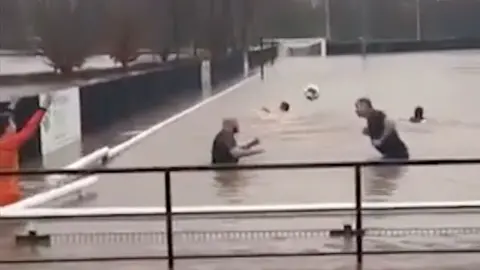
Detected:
left=211, top=118, right=264, bottom=164
left=355, top=98, right=409, bottom=159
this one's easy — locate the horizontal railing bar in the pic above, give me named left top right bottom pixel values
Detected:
left=2, top=175, right=98, bottom=211
left=1, top=208, right=476, bottom=222
left=2, top=208, right=476, bottom=223
left=0, top=252, right=350, bottom=264
left=0, top=158, right=480, bottom=176
left=2, top=201, right=480, bottom=220
left=2, top=249, right=480, bottom=264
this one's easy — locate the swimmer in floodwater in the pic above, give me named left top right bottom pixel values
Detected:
left=409, top=106, right=425, bottom=123
left=279, top=101, right=290, bottom=112
left=254, top=102, right=293, bottom=136
left=260, top=101, right=290, bottom=114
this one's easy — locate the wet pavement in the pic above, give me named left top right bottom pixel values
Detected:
left=4, top=50, right=480, bottom=269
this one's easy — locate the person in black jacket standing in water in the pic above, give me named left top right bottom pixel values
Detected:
left=355, top=98, right=409, bottom=159
left=211, top=118, right=264, bottom=164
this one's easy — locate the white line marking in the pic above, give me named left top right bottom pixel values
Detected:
left=1, top=175, right=99, bottom=211
left=120, top=130, right=143, bottom=136
left=108, top=74, right=258, bottom=158
left=44, top=146, right=109, bottom=187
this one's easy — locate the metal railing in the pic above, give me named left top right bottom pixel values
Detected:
left=2, top=158, right=480, bottom=268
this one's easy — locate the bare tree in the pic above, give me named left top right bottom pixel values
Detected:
left=105, top=0, right=146, bottom=68
left=207, top=0, right=230, bottom=57
left=176, top=0, right=202, bottom=57
left=0, top=0, right=31, bottom=49
left=143, top=0, right=174, bottom=61
left=190, top=0, right=211, bottom=57
left=230, top=0, right=248, bottom=51
left=33, top=0, right=96, bottom=74
left=244, top=0, right=262, bottom=47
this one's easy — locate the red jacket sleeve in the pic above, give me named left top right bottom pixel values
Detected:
left=9, top=109, right=46, bottom=148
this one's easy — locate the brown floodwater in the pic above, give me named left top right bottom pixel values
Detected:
left=4, top=49, right=480, bottom=269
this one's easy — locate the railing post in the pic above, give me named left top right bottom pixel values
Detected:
left=164, top=170, right=174, bottom=270
left=354, top=165, right=363, bottom=264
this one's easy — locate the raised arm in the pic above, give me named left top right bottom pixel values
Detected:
left=9, top=94, right=52, bottom=147
left=10, top=109, right=46, bottom=147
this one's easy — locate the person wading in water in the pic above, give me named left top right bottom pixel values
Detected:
left=211, top=118, right=264, bottom=164
left=355, top=97, right=409, bottom=159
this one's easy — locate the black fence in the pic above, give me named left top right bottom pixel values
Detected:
left=2, top=158, right=480, bottom=268
left=316, top=0, right=480, bottom=42
left=210, top=51, right=244, bottom=89
left=79, top=59, right=201, bottom=134
left=248, top=44, right=278, bottom=69
left=327, top=36, right=480, bottom=55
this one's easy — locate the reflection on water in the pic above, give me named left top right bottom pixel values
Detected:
left=213, top=170, right=256, bottom=204
left=240, top=106, right=480, bottom=205
left=0, top=221, right=26, bottom=254
left=246, top=109, right=354, bottom=141
left=363, top=158, right=407, bottom=202
left=398, top=118, right=480, bottom=132
left=211, top=109, right=356, bottom=204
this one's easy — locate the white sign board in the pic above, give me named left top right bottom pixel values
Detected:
left=201, top=60, right=212, bottom=98
left=40, top=87, right=82, bottom=156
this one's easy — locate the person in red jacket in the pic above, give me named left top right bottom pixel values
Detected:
left=0, top=94, right=52, bottom=206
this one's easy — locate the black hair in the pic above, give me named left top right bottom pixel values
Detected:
left=279, top=101, right=290, bottom=112
left=0, top=114, right=10, bottom=136
left=356, top=97, right=373, bottom=108
left=414, top=106, right=424, bottom=119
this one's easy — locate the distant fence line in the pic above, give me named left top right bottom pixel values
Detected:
left=2, top=0, right=480, bottom=51
left=321, top=0, right=480, bottom=42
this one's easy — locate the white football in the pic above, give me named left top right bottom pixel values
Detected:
left=304, top=84, right=320, bottom=101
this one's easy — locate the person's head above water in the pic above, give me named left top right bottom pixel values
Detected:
left=222, top=118, right=239, bottom=134
left=355, top=97, right=374, bottom=118
left=414, top=106, right=424, bottom=119
left=279, top=101, right=290, bottom=112
left=410, top=106, right=424, bottom=123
